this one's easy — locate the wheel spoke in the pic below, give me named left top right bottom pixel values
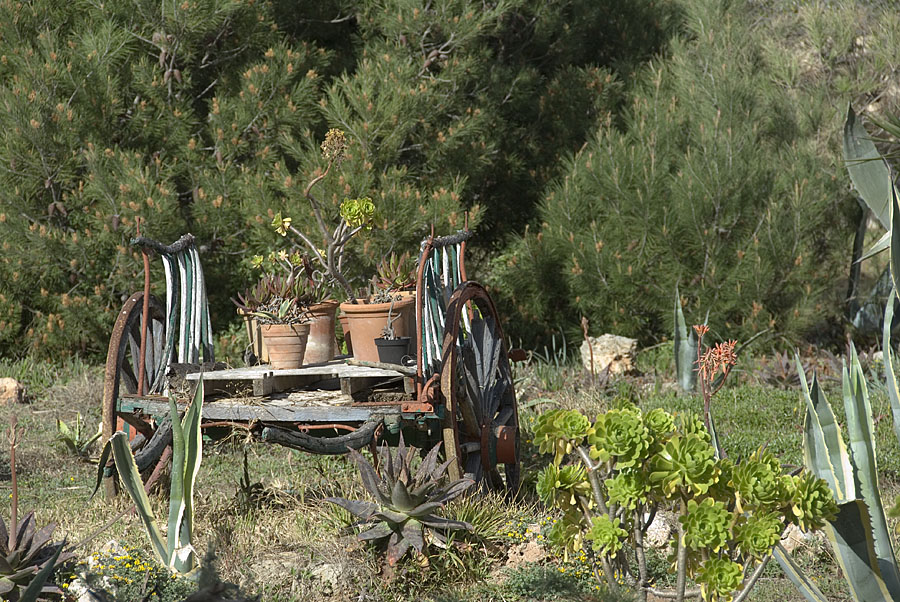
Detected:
left=119, top=349, right=138, bottom=394
left=440, top=282, right=520, bottom=494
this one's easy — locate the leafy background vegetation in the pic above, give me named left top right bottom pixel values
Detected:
left=4, top=0, right=900, bottom=598
left=4, top=0, right=898, bottom=358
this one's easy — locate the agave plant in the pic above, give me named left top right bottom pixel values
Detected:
left=326, top=436, right=475, bottom=566
left=93, top=377, right=204, bottom=574
left=2, top=417, right=73, bottom=602
left=0, top=512, right=72, bottom=601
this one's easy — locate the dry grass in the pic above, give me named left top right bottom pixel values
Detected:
left=2, top=351, right=891, bottom=601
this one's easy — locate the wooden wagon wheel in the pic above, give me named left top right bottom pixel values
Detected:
left=439, top=282, right=520, bottom=493
left=101, top=292, right=167, bottom=492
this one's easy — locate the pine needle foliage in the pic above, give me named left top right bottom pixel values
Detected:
left=0, top=0, right=678, bottom=358
left=492, top=0, right=859, bottom=347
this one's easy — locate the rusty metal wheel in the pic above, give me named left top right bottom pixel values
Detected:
left=101, top=292, right=167, bottom=494
left=439, top=282, right=520, bottom=493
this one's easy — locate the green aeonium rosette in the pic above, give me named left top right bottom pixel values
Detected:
left=680, top=497, right=733, bottom=552
left=697, top=557, right=744, bottom=602
left=677, top=412, right=712, bottom=443
left=585, top=514, right=628, bottom=557
left=536, top=463, right=590, bottom=511
left=789, top=471, right=839, bottom=531
left=589, top=406, right=650, bottom=468
left=644, top=407, right=676, bottom=444
left=605, top=468, right=651, bottom=511
left=731, top=453, right=790, bottom=511
left=733, top=511, right=783, bottom=558
left=533, top=409, right=592, bottom=463
left=649, top=433, right=719, bottom=497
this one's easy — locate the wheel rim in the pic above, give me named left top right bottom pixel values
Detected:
left=440, top=282, right=520, bottom=492
left=102, top=292, right=166, bottom=446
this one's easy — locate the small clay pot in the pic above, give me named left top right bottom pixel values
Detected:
left=260, top=322, right=310, bottom=369
left=304, top=300, right=339, bottom=364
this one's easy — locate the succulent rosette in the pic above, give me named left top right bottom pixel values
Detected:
left=733, top=511, right=783, bottom=558
left=606, top=468, right=651, bottom=510
left=731, top=455, right=789, bottom=511
left=677, top=412, right=712, bottom=443
left=589, top=406, right=650, bottom=468
left=649, top=433, right=719, bottom=497
left=533, top=409, right=592, bottom=462
left=536, top=463, right=590, bottom=511
left=546, top=511, right=586, bottom=558
left=644, top=407, right=675, bottom=443
left=680, top=497, right=733, bottom=552
left=789, top=471, right=839, bottom=531
left=697, top=557, right=744, bottom=602
left=585, top=515, right=628, bottom=557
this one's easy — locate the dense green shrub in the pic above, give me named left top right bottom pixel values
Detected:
left=0, top=0, right=676, bottom=359
left=492, top=0, right=864, bottom=347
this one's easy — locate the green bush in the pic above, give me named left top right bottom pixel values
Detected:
left=0, top=0, right=676, bottom=359
left=491, top=0, right=864, bottom=347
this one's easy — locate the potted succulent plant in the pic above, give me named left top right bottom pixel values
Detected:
left=270, top=128, right=386, bottom=360
left=340, top=251, right=419, bottom=363
left=373, top=297, right=411, bottom=365
left=233, top=253, right=317, bottom=369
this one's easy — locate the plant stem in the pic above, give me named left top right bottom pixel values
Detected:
left=576, top=445, right=609, bottom=515
left=8, top=415, right=17, bottom=549
left=633, top=509, right=649, bottom=602
left=732, top=555, right=771, bottom=602
left=675, top=498, right=688, bottom=602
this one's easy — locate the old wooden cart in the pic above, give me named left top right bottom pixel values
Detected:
left=101, top=230, right=520, bottom=495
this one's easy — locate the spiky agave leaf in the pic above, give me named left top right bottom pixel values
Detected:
left=0, top=512, right=72, bottom=601
left=324, top=498, right=379, bottom=520
left=328, top=437, right=478, bottom=567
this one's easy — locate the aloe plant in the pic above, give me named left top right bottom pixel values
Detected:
left=94, top=378, right=204, bottom=574
left=1, top=417, right=73, bottom=601
left=326, top=436, right=474, bottom=566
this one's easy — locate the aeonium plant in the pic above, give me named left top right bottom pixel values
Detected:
left=271, top=128, right=377, bottom=303
left=231, top=250, right=322, bottom=324
left=533, top=405, right=838, bottom=602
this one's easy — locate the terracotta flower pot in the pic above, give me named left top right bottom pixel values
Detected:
left=238, top=308, right=269, bottom=363
left=338, top=312, right=353, bottom=356
left=260, top=322, right=310, bottom=369
left=304, top=300, right=339, bottom=364
left=339, top=296, right=415, bottom=363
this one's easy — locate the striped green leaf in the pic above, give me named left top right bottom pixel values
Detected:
left=175, top=378, right=203, bottom=573
left=110, top=431, right=168, bottom=565
left=892, top=186, right=900, bottom=298
left=674, top=288, right=697, bottom=393
left=843, top=347, right=900, bottom=591
left=799, top=363, right=853, bottom=502
left=166, top=394, right=186, bottom=569
left=883, top=291, right=900, bottom=458
left=772, top=543, right=828, bottom=602
left=825, top=500, right=894, bottom=601
left=844, top=105, right=893, bottom=230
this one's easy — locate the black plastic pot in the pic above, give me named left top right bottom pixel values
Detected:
left=375, top=336, right=410, bottom=365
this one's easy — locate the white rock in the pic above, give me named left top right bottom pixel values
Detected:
left=644, top=511, right=676, bottom=550
left=580, top=334, right=637, bottom=375
left=0, top=378, right=24, bottom=404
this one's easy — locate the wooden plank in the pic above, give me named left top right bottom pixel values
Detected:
left=118, top=392, right=398, bottom=423
left=185, top=361, right=405, bottom=397
left=184, top=361, right=404, bottom=381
